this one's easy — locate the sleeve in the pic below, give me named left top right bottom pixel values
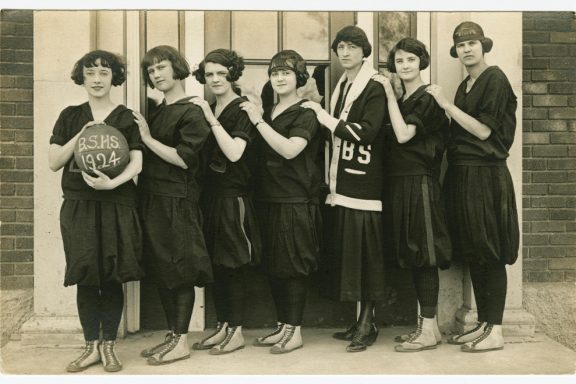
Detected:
left=49, top=107, right=72, bottom=146
left=288, top=108, right=319, bottom=142
left=476, top=71, right=515, bottom=135
left=333, top=82, right=387, bottom=145
left=404, top=93, right=439, bottom=138
left=176, top=105, right=211, bottom=168
left=229, top=106, right=256, bottom=143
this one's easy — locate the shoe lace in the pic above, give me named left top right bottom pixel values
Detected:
left=471, top=323, right=492, bottom=346
left=277, top=325, right=295, bottom=347
left=260, top=322, right=284, bottom=342
left=72, top=341, right=96, bottom=364
left=157, top=334, right=181, bottom=357
left=407, top=316, right=424, bottom=343
left=218, top=327, right=237, bottom=349
left=102, top=341, right=120, bottom=366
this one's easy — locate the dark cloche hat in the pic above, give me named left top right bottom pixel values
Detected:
left=450, top=21, right=493, bottom=58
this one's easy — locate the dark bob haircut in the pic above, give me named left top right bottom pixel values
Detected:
left=387, top=38, right=430, bottom=73
left=141, top=45, right=190, bottom=89
left=70, top=50, right=126, bottom=86
left=268, top=50, right=309, bottom=88
left=193, top=49, right=245, bottom=84
left=331, top=25, right=372, bottom=58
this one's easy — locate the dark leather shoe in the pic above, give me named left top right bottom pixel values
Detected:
left=332, top=323, right=358, bottom=341
left=346, top=323, right=378, bottom=352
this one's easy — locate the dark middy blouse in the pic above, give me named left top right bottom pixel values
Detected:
left=255, top=99, right=322, bottom=204
left=50, top=103, right=144, bottom=207
left=138, top=96, right=211, bottom=202
left=202, top=96, right=258, bottom=198
left=385, top=85, right=449, bottom=177
left=448, top=66, right=517, bottom=164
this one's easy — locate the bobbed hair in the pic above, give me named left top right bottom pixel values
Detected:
left=268, top=50, right=309, bottom=88
left=70, top=50, right=126, bottom=86
left=193, top=49, right=245, bottom=84
left=387, top=38, right=430, bottom=73
left=331, top=25, right=372, bottom=58
left=449, top=21, right=493, bottom=58
left=141, top=45, right=190, bottom=89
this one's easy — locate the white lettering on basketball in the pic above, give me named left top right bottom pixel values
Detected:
left=78, top=134, right=122, bottom=152
left=110, top=136, right=119, bottom=149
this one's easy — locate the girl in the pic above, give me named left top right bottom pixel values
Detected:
left=240, top=50, right=322, bottom=354
left=49, top=50, right=144, bottom=373
left=302, top=25, right=388, bottom=353
left=427, top=21, right=519, bottom=353
left=133, top=45, right=212, bottom=365
left=189, top=49, right=262, bottom=355
left=372, top=38, right=452, bottom=352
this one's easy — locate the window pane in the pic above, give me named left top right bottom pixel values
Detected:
left=378, top=12, right=414, bottom=63
left=232, top=12, right=278, bottom=59
left=236, top=65, right=270, bottom=110
left=283, top=12, right=329, bottom=61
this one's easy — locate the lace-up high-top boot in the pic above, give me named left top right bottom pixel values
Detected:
left=448, top=322, right=488, bottom=345
left=99, top=340, right=122, bottom=372
left=147, top=333, right=191, bottom=365
left=395, top=316, right=438, bottom=352
left=66, top=340, right=101, bottom=373
left=141, top=331, right=175, bottom=357
left=394, top=315, right=442, bottom=345
left=270, top=324, right=303, bottom=354
left=461, top=324, right=504, bottom=353
left=254, top=322, right=286, bottom=347
left=210, top=326, right=246, bottom=355
left=193, top=322, right=228, bottom=350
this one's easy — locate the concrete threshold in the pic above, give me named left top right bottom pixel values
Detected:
left=1, top=327, right=575, bottom=377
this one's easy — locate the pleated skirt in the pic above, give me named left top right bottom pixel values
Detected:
left=60, top=199, right=144, bottom=287
left=382, top=175, right=452, bottom=269
left=257, top=202, right=321, bottom=279
left=139, top=193, right=213, bottom=289
left=444, top=164, right=519, bottom=265
left=323, top=206, right=387, bottom=302
left=202, top=195, right=262, bottom=269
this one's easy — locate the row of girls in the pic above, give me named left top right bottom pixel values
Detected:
left=48, top=22, right=519, bottom=373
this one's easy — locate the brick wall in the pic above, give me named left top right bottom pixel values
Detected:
left=0, top=10, right=34, bottom=289
left=523, top=12, right=576, bottom=283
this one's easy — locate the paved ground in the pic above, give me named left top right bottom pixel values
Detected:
left=1, top=327, right=575, bottom=381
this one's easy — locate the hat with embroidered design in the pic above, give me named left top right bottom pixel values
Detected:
left=450, top=21, right=493, bottom=58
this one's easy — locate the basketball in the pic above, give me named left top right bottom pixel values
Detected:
left=74, top=124, right=130, bottom=178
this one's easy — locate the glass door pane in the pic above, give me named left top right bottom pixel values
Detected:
left=232, top=11, right=278, bottom=59
left=283, top=12, right=330, bottom=61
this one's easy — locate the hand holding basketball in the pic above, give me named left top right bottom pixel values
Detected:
left=82, top=168, right=117, bottom=190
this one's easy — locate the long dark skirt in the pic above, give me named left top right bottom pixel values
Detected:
left=323, top=206, right=387, bottom=302
left=60, top=199, right=144, bottom=287
left=383, top=174, right=452, bottom=270
left=203, top=195, right=262, bottom=269
left=139, top=193, right=213, bottom=289
left=444, top=164, right=519, bottom=265
left=258, top=202, right=321, bottom=279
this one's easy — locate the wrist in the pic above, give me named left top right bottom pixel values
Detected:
left=254, top=119, right=265, bottom=127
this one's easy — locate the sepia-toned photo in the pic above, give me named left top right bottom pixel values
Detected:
left=0, top=2, right=574, bottom=383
